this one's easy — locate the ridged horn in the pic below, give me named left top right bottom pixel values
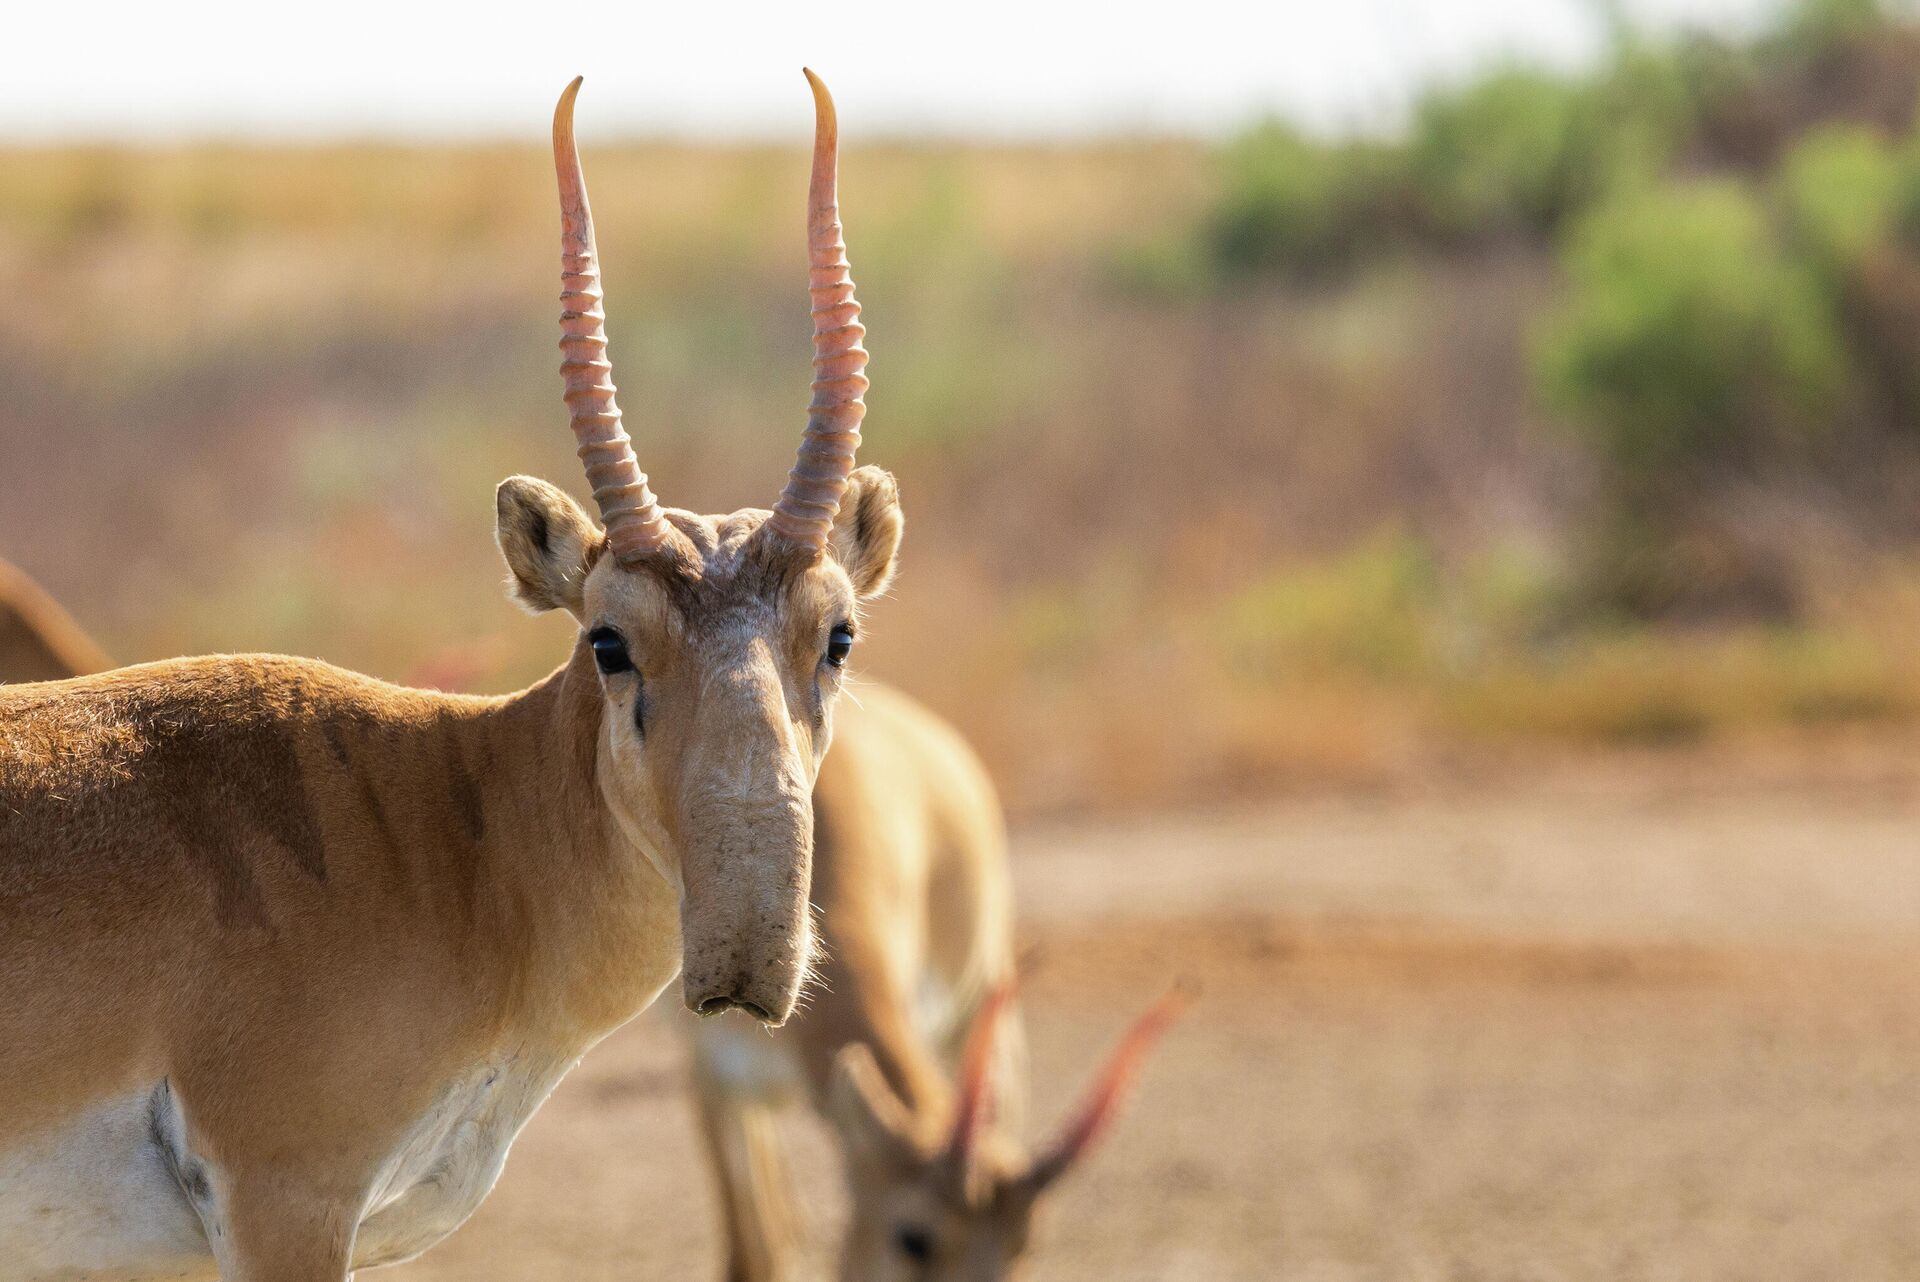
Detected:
left=946, top=977, right=1018, bottom=1175
left=553, top=76, right=673, bottom=563
left=1024, top=983, right=1193, bottom=1191
left=766, top=68, right=868, bottom=550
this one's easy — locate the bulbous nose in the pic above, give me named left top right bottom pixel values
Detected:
left=676, top=799, right=814, bottom=1028
left=675, top=647, right=814, bottom=1030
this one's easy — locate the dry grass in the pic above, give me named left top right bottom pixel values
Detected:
left=3, top=142, right=1918, bottom=815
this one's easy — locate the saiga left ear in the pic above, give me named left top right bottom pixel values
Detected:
left=828, top=465, right=904, bottom=599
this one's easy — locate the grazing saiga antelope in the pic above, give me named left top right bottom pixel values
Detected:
left=0, top=72, right=897, bottom=1281
left=690, top=684, right=1186, bottom=1282
left=0, top=557, right=112, bottom=683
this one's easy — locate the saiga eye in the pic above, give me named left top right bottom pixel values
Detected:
left=588, top=627, right=634, bottom=675
left=825, top=623, right=855, bottom=668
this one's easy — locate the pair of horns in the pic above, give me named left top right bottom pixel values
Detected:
left=949, top=978, right=1191, bottom=1190
left=552, top=71, right=866, bottom=563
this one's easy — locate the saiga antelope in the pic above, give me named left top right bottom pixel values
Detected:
left=0, top=523, right=1179, bottom=1282
left=0, top=73, right=895, bottom=1281
left=0, top=514, right=1180, bottom=1281
left=691, top=685, right=1186, bottom=1282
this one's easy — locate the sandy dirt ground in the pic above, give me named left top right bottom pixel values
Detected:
left=387, top=748, right=1920, bottom=1281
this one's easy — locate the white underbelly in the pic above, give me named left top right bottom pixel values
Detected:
left=0, top=1088, right=212, bottom=1282
left=0, top=1053, right=581, bottom=1281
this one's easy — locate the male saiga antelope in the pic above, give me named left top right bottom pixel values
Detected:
left=0, top=73, right=895, bottom=1281
left=0, top=509, right=1180, bottom=1282
left=690, top=685, right=1186, bottom=1282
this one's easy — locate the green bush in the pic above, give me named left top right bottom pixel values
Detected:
left=1407, top=47, right=1698, bottom=243
left=1205, top=49, right=1695, bottom=278
left=1408, top=68, right=1613, bottom=238
left=1779, top=0, right=1911, bottom=50
left=1205, top=123, right=1409, bottom=279
left=1535, top=179, right=1849, bottom=479
left=1194, top=0, right=1920, bottom=283
left=1779, top=124, right=1908, bottom=283
left=1778, top=123, right=1920, bottom=427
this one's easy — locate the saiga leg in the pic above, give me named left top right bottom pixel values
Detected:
left=691, top=1062, right=804, bottom=1282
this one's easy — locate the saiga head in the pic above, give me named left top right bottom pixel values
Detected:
left=497, top=72, right=901, bottom=1028
left=828, top=986, right=1189, bottom=1281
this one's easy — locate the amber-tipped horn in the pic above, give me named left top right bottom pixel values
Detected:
left=946, top=977, right=1019, bottom=1175
left=766, top=69, right=868, bottom=551
left=554, top=77, right=673, bottom=563
left=1024, top=983, right=1193, bottom=1191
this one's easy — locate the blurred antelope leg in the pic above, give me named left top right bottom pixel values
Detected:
left=692, top=1055, right=805, bottom=1282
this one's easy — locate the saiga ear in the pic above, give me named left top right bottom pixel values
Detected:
left=828, top=466, right=904, bottom=599
left=495, top=475, right=602, bottom=619
left=827, top=1042, right=924, bottom=1170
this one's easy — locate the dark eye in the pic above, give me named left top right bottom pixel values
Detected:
left=588, top=627, right=634, bottom=675
left=825, top=623, right=855, bottom=669
left=893, top=1224, right=934, bottom=1263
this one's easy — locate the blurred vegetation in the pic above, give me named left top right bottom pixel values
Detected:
left=1194, top=0, right=1920, bottom=626
left=1540, top=179, right=1848, bottom=474
left=5, top=0, right=1920, bottom=816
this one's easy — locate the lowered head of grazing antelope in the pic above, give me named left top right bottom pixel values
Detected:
left=516, top=72, right=899, bottom=1026
left=829, top=986, right=1188, bottom=1281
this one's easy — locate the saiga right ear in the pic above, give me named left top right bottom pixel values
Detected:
left=495, top=475, right=602, bottom=619
left=827, top=1043, right=924, bottom=1170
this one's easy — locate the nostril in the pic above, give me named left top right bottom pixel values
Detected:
left=691, top=994, right=779, bottom=1024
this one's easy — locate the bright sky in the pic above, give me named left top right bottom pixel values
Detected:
left=3, top=0, right=1782, bottom=140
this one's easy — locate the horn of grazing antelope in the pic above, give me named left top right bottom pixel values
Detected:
left=553, top=76, right=676, bottom=563
left=766, top=68, right=868, bottom=551
left=1022, top=983, right=1193, bottom=1191
left=945, top=977, right=1020, bottom=1175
